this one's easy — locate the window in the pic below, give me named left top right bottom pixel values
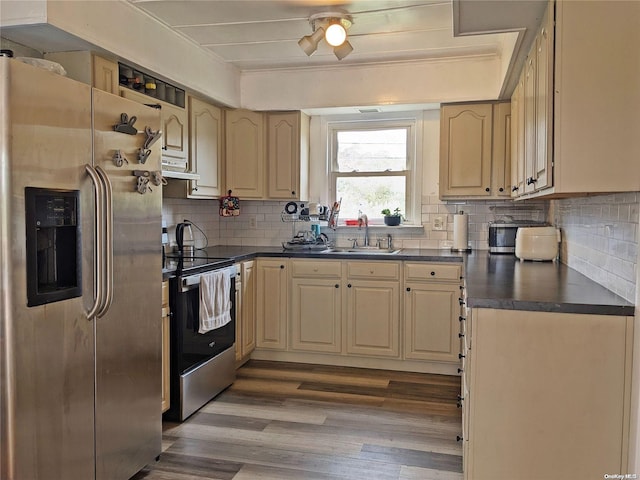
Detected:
left=329, top=119, right=416, bottom=224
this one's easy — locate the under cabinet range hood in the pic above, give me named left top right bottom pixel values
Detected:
left=162, top=169, right=200, bottom=180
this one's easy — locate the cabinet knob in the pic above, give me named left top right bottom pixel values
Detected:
left=459, top=353, right=465, bottom=359
left=193, top=186, right=198, bottom=191
left=499, top=187, right=504, bottom=192
left=335, top=284, right=339, bottom=288
left=512, top=186, right=519, bottom=192
left=457, top=402, right=462, bottom=409
left=459, top=333, right=465, bottom=338
left=457, top=435, right=463, bottom=442
left=457, top=395, right=464, bottom=401
left=458, top=368, right=463, bottom=374
left=162, top=146, right=167, bottom=151
left=459, top=316, right=466, bottom=322
left=406, top=287, right=411, bottom=292
left=347, top=283, right=352, bottom=288
left=485, top=187, right=490, bottom=192
left=280, top=265, right=285, bottom=269
left=459, top=298, right=465, bottom=306
left=291, top=191, right=296, bottom=196
left=430, top=271, right=435, bottom=276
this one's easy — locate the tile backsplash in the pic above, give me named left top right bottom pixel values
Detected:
left=163, top=192, right=639, bottom=302
left=552, top=192, right=639, bottom=302
left=163, top=196, right=548, bottom=251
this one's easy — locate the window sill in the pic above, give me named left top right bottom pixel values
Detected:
left=330, top=224, right=425, bottom=233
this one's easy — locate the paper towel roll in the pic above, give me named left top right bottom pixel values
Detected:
left=452, top=212, right=469, bottom=251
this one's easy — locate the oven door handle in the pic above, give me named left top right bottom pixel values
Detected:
left=180, top=266, right=236, bottom=292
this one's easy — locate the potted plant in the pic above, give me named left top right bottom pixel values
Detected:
left=381, top=208, right=403, bottom=226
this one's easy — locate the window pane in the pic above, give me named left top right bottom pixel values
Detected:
left=336, top=129, right=407, bottom=172
left=336, top=176, right=405, bottom=221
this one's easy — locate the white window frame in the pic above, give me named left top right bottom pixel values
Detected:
left=314, top=112, right=422, bottom=226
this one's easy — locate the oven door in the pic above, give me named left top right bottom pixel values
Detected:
left=174, top=268, right=236, bottom=375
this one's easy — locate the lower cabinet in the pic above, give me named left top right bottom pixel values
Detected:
left=403, top=262, right=462, bottom=363
left=290, top=260, right=342, bottom=353
left=235, top=260, right=256, bottom=363
left=345, top=261, right=401, bottom=357
left=464, top=308, right=633, bottom=479
left=252, top=258, right=462, bottom=368
left=256, top=258, right=288, bottom=350
left=161, top=280, right=170, bottom=413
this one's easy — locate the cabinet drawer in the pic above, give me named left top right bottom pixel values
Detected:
left=162, top=280, right=169, bottom=306
left=404, top=262, right=462, bottom=282
left=291, top=260, right=342, bottom=278
left=347, top=261, right=400, bottom=280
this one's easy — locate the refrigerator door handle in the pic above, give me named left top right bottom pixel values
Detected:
left=85, top=164, right=105, bottom=319
left=95, top=165, right=114, bottom=318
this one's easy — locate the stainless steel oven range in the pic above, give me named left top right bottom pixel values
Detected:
left=164, top=257, right=237, bottom=421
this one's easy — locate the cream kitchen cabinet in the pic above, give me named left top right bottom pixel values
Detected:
left=225, top=109, right=265, bottom=198
left=161, top=280, right=170, bottom=413
left=225, top=109, right=309, bottom=200
left=165, top=96, right=224, bottom=199
left=513, top=0, right=640, bottom=198
left=45, top=51, right=119, bottom=94
left=255, top=258, right=288, bottom=350
left=403, top=263, right=462, bottom=363
left=236, top=260, right=256, bottom=363
left=510, top=72, right=526, bottom=197
left=267, top=111, right=310, bottom=200
left=345, top=261, right=400, bottom=358
left=439, top=102, right=511, bottom=199
left=464, top=308, right=633, bottom=479
left=120, top=88, right=188, bottom=172
left=290, top=260, right=342, bottom=353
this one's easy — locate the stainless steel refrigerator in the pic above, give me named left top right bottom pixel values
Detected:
left=0, top=57, right=162, bottom=479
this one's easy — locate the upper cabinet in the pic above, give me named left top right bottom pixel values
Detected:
left=513, top=0, right=640, bottom=198
left=188, top=96, right=224, bottom=198
left=225, top=109, right=265, bottom=199
left=119, top=88, right=188, bottom=173
left=439, top=102, right=511, bottom=199
left=44, top=51, right=118, bottom=94
left=267, top=112, right=309, bottom=201
left=225, top=109, right=310, bottom=200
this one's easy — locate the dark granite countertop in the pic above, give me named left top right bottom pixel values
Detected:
left=163, top=246, right=634, bottom=316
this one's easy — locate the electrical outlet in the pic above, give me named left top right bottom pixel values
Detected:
left=433, top=216, right=446, bottom=231
left=249, top=215, right=257, bottom=229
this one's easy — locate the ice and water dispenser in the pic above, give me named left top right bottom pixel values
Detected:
left=25, top=187, right=81, bottom=306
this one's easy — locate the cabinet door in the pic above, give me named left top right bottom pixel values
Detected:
left=161, top=281, right=170, bottom=413
left=346, top=280, right=400, bottom=357
left=268, top=112, right=300, bottom=199
left=290, top=278, right=342, bottom=353
left=162, top=102, right=188, bottom=162
left=491, top=103, right=512, bottom=198
left=404, top=283, right=459, bottom=362
left=523, top=53, right=537, bottom=194
left=440, top=104, right=493, bottom=197
left=468, top=309, right=631, bottom=479
left=92, top=55, right=118, bottom=94
left=510, top=74, right=526, bottom=197
left=533, top=5, right=553, bottom=191
left=256, top=259, right=287, bottom=350
left=225, top=109, right=265, bottom=198
left=189, top=96, right=223, bottom=198
left=241, top=260, right=256, bottom=357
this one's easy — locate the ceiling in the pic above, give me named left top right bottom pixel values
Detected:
left=127, top=0, right=547, bottom=82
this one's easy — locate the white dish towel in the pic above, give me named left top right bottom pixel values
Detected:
left=199, top=268, right=232, bottom=334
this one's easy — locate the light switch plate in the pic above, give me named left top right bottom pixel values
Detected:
left=249, top=215, right=257, bottom=229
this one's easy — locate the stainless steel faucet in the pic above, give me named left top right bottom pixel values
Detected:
left=358, top=212, right=369, bottom=246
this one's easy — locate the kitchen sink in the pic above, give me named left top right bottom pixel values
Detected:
left=322, top=247, right=401, bottom=255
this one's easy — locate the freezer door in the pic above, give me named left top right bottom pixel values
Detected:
left=92, top=89, right=162, bottom=480
left=1, top=58, right=96, bottom=480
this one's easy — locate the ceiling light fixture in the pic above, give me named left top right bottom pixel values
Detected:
left=299, top=11, right=354, bottom=60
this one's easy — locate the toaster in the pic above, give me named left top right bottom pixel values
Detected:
left=515, top=226, right=561, bottom=261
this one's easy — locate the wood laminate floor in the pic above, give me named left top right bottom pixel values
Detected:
left=132, top=360, right=463, bottom=480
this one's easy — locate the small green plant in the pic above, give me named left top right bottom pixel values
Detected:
left=381, top=208, right=402, bottom=217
